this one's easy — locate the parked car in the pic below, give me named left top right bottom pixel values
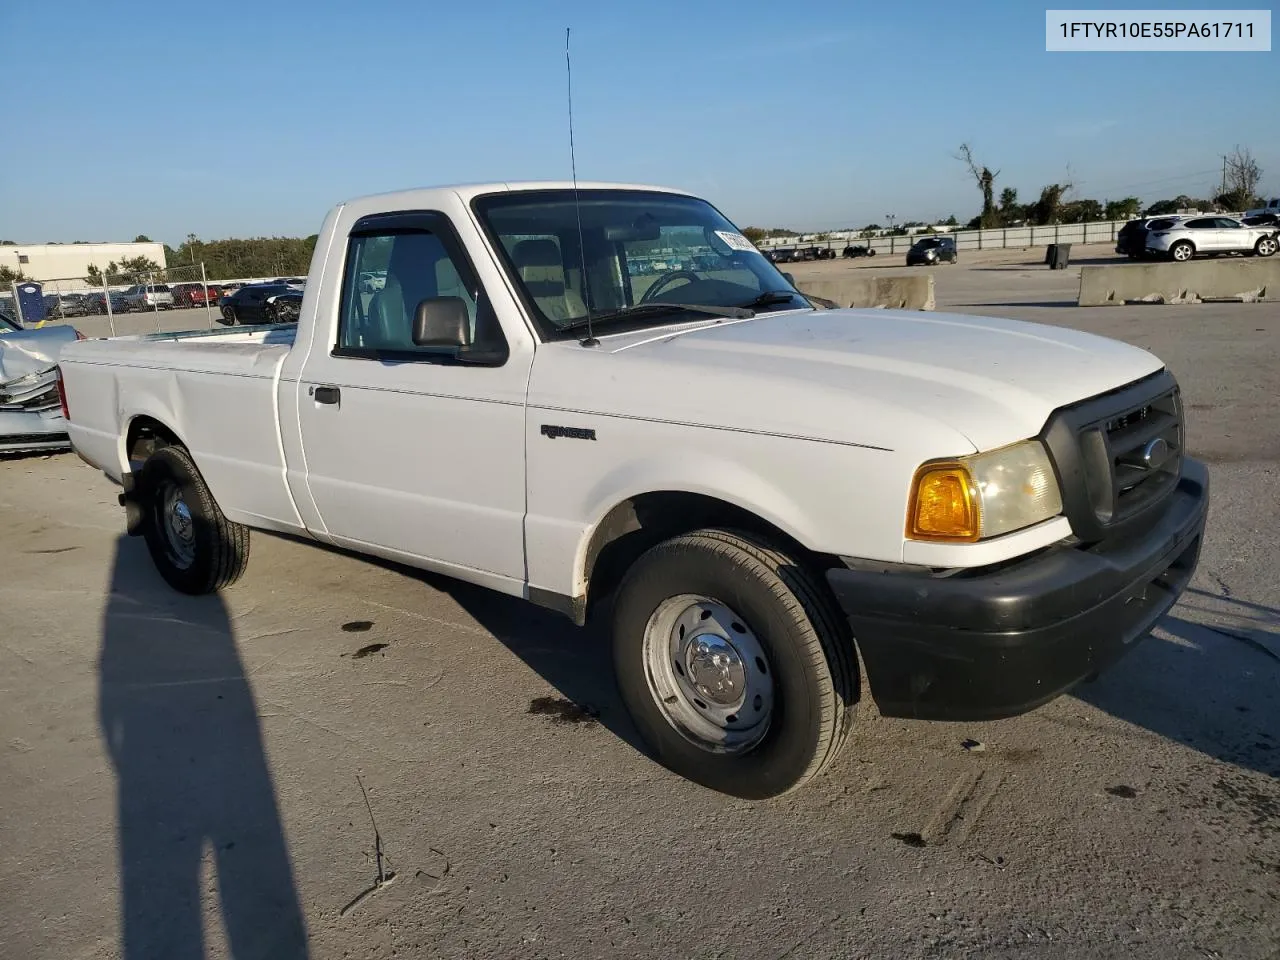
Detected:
left=59, top=181, right=1208, bottom=800
left=170, top=282, right=223, bottom=308
left=906, top=236, right=957, bottom=265
left=1145, top=216, right=1279, bottom=261
left=1115, top=217, right=1183, bottom=259
left=82, top=291, right=131, bottom=315
left=842, top=244, right=876, bottom=258
left=1244, top=197, right=1280, bottom=219
left=42, top=293, right=91, bottom=319
left=0, top=311, right=82, bottom=453
left=120, top=284, right=174, bottom=311
left=783, top=247, right=835, bottom=263
left=217, top=283, right=303, bottom=325
left=1241, top=212, right=1280, bottom=233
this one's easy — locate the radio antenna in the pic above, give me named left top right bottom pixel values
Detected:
left=566, top=27, right=596, bottom=346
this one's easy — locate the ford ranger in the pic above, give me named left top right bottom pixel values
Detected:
left=57, top=182, right=1209, bottom=798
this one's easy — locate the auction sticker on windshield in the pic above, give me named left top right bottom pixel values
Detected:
left=715, top=230, right=758, bottom=253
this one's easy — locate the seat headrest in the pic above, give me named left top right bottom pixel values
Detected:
left=512, top=239, right=564, bottom=272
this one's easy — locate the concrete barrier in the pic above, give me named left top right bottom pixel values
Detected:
left=1079, top=259, right=1280, bottom=306
left=799, top=274, right=935, bottom=311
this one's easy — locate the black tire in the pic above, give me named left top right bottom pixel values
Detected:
left=224, top=306, right=238, bottom=325
left=139, top=445, right=249, bottom=595
left=263, top=302, right=278, bottom=324
left=1254, top=236, right=1278, bottom=257
left=612, top=528, right=856, bottom=799
left=1169, top=240, right=1195, bottom=262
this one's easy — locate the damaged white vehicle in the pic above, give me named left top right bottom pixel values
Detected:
left=0, top=312, right=81, bottom=453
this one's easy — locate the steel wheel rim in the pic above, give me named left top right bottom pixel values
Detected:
left=1260, top=238, right=1277, bottom=256
left=159, top=481, right=196, bottom=569
left=1174, top=244, right=1192, bottom=261
left=642, top=595, right=774, bottom=754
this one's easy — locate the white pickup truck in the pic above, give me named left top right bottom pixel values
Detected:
left=58, top=182, right=1209, bottom=798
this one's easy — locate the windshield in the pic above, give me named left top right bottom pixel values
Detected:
left=473, top=189, right=807, bottom=339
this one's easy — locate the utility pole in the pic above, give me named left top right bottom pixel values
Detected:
left=1221, top=155, right=1228, bottom=200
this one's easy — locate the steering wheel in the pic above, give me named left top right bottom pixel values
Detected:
left=640, top=269, right=701, bottom=303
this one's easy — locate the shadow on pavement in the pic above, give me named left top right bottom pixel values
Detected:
left=1075, top=589, right=1280, bottom=779
left=98, top=536, right=308, bottom=959
left=430, top=575, right=648, bottom=754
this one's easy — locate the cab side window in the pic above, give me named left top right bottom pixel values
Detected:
left=337, top=226, right=503, bottom=359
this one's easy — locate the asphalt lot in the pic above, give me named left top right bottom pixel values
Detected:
left=2, top=248, right=1278, bottom=959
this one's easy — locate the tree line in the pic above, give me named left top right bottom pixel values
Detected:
left=0, top=234, right=321, bottom=289
left=741, top=144, right=1265, bottom=241
left=954, top=142, right=1262, bottom=229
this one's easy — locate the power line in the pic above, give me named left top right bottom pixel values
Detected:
left=1090, top=168, right=1221, bottom=197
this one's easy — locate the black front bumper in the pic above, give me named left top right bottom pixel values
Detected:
left=827, top=458, right=1209, bottom=721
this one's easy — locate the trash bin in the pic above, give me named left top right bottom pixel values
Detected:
left=1047, top=243, right=1072, bottom=269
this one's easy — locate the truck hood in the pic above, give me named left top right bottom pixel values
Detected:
left=529, top=307, right=1165, bottom=454
left=0, top=325, right=79, bottom=384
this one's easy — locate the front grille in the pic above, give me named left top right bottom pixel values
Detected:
left=1099, top=389, right=1182, bottom=521
left=1041, top=370, right=1185, bottom=542
left=1073, top=384, right=1183, bottom=526
left=0, top=384, right=60, bottom=411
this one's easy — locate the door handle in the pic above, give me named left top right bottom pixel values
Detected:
left=312, top=385, right=341, bottom=405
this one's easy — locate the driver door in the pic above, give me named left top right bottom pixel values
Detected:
left=295, top=211, right=531, bottom=585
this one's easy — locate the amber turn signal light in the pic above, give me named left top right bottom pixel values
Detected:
left=907, top=464, right=980, bottom=542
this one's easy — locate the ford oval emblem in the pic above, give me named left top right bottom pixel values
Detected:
left=1141, top=437, right=1170, bottom=469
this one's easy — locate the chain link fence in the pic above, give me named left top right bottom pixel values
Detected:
left=5, top=262, right=225, bottom=336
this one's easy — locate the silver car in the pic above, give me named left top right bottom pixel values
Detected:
left=1145, top=215, right=1279, bottom=262
left=0, top=312, right=80, bottom=454
left=120, top=283, right=175, bottom=311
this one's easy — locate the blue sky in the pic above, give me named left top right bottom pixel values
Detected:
left=1, top=0, right=1275, bottom=244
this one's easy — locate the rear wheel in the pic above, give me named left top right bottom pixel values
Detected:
left=1255, top=236, right=1278, bottom=257
left=223, top=306, right=238, bottom=325
left=139, top=445, right=249, bottom=595
left=612, top=528, right=856, bottom=799
left=1170, top=241, right=1195, bottom=262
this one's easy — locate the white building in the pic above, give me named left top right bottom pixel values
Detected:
left=2, top=242, right=168, bottom=292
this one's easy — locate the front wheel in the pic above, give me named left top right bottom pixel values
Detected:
left=139, top=445, right=249, bottom=594
left=612, top=528, right=856, bottom=799
left=1170, top=241, right=1195, bottom=262
left=1255, top=236, right=1278, bottom=257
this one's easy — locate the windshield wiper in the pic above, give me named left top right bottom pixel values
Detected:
left=738, top=289, right=833, bottom=310
left=559, top=301, right=752, bottom=334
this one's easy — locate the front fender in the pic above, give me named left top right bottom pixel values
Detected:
left=523, top=416, right=906, bottom=598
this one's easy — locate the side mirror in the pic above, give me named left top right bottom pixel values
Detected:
left=412, top=296, right=471, bottom=348
left=782, top=272, right=795, bottom=287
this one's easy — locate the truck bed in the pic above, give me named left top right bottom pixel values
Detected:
left=60, top=324, right=305, bottom=533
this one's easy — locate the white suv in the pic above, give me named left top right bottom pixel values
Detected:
left=1146, top=216, right=1279, bottom=262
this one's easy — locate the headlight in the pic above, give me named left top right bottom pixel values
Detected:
left=907, top=440, right=1063, bottom=542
